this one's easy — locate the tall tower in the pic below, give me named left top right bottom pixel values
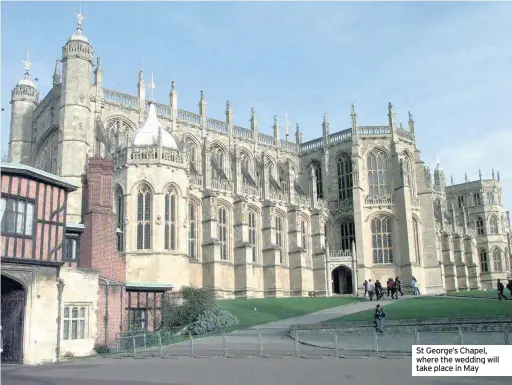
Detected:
left=9, top=53, right=39, bottom=164
left=59, top=10, right=94, bottom=224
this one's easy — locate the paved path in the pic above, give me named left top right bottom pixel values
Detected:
left=2, top=355, right=510, bottom=385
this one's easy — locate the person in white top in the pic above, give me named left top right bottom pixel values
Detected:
left=366, top=279, right=376, bottom=301
left=411, top=277, right=420, bottom=295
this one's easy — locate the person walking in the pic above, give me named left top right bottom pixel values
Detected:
left=386, top=278, right=393, bottom=297
left=411, top=277, right=421, bottom=295
left=375, top=280, right=383, bottom=300
left=497, top=279, right=508, bottom=300
left=506, top=279, right=512, bottom=298
left=391, top=278, right=399, bottom=300
left=363, top=280, right=368, bottom=297
left=367, top=279, right=375, bottom=301
left=395, top=277, right=403, bottom=296
left=374, top=305, right=386, bottom=333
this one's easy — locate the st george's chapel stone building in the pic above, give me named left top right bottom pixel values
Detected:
left=2, top=12, right=512, bottom=363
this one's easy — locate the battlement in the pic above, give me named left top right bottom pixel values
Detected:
left=101, top=87, right=416, bottom=155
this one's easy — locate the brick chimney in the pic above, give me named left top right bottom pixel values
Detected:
left=80, top=157, right=126, bottom=282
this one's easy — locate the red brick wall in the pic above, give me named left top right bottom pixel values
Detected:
left=80, top=157, right=127, bottom=347
left=80, top=157, right=125, bottom=282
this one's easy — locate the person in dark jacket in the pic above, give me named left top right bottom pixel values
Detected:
left=363, top=280, right=368, bottom=297
left=497, top=279, right=508, bottom=300
left=375, top=280, right=383, bottom=300
left=391, top=278, right=399, bottom=300
left=506, top=279, right=512, bottom=298
left=374, top=305, right=386, bottom=333
left=395, top=277, right=403, bottom=296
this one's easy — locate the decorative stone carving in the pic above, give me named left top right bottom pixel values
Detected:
left=156, top=215, right=162, bottom=225
left=242, top=202, right=248, bottom=223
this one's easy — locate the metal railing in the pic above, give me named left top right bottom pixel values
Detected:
left=108, top=325, right=510, bottom=360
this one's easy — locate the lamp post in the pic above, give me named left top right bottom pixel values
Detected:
left=56, top=278, right=65, bottom=362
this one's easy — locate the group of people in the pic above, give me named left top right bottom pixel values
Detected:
left=363, top=277, right=410, bottom=300
left=497, top=278, right=512, bottom=300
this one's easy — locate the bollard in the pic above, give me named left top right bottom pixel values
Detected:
left=188, top=332, right=194, bottom=357
left=257, top=329, right=263, bottom=357
left=504, top=327, right=509, bottom=345
left=415, top=328, right=420, bottom=345
left=458, top=327, right=464, bottom=345
left=132, top=335, right=137, bottom=358
left=294, top=327, right=300, bottom=357
left=158, top=331, right=162, bottom=357
left=144, top=333, right=147, bottom=349
left=333, top=333, right=339, bottom=357
left=222, top=332, right=228, bottom=357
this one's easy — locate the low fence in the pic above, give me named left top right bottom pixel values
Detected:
left=109, top=325, right=511, bottom=360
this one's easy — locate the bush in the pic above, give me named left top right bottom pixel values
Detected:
left=187, top=309, right=239, bottom=335
left=162, top=287, right=218, bottom=328
left=93, top=343, right=111, bottom=354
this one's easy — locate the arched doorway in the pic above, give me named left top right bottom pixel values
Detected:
left=1, top=275, right=26, bottom=363
left=332, top=265, right=353, bottom=294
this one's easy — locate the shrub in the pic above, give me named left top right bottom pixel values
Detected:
left=162, top=287, right=218, bottom=328
left=93, top=343, right=110, bottom=354
left=187, top=309, right=239, bottom=335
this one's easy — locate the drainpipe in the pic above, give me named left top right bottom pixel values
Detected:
left=98, top=277, right=109, bottom=345
left=324, top=246, right=330, bottom=297
left=55, top=270, right=65, bottom=363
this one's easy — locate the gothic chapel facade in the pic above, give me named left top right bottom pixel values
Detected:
left=5, top=14, right=512, bottom=307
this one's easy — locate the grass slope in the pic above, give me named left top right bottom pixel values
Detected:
left=327, top=297, right=512, bottom=323
left=442, top=289, right=511, bottom=299
left=217, top=297, right=363, bottom=328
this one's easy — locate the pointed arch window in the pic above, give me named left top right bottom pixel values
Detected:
left=492, top=248, right=503, bottom=272
left=476, top=216, right=485, bottom=235
left=489, top=216, right=499, bottom=235
left=310, top=160, right=323, bottom=199
left=338, top=221, right=355, bottom=251
left=413, top=218, right=421, bottom=265
left=212, top=147, right=225, bottom=180
left=188, top=202, right=198, bottom=259
left=136, top=184, right=152, bottom=250
left=186, top=138, right=198, bottom=173
left=486, top=191, right=495, bottom=205
left=115, top=187, right=124, bottom=251
left=337, top=155, right=352, bottom=200
left=218, top=207, right=228, bottom=260
left=248, top=211, right=257, bottom=262
left=164, top=189, right=177, bottom=251
left=367, top=150, right=389, bottom=197
left=276, top=215, right=285, bottom=264
left=371, top=216, right=393, bottom=264
left=479, top=248, right=489, bottom=272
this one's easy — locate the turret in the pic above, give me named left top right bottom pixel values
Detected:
left=9, top=52, right=39, bottom=164
left=59, top=9, right=94, bottom=224
left=350, top=103, right=358, bottom=143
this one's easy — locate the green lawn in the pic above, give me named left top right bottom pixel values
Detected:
left=217, top=297, right=363, bottom=328
left=326, top=297, right=512, bottom=323
left=442, top=289, right=509, bottom=299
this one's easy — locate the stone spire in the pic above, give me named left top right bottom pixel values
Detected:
left=53, top=59, right=61, bottom=85
left=137, top=70, right=145, bottom=124
left=479, top=169, right=482, bottom=180
left=492, top=169, right=495, bottom=180
left=388, top=102, right=397, bottom=141
left=295, top=123, right=302, bottom=145
left=322, top=113, right=329, bottom=147
left=273, top=114, right=280, bottom=146
left=465, top=173, right=468, bottom=183
left=408, top=111, right=415, bottom=134
left=497, top=171, right=500, bottom=182
left=169, top=80, right=178, bottom=120
left=250, top=107, right=258, bottom=132
left=225, top=99, right=233, bottom=126
left=199, top=90, right=207, bottom=119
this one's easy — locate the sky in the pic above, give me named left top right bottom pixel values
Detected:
left=1, top=1, right=511, bottom=210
